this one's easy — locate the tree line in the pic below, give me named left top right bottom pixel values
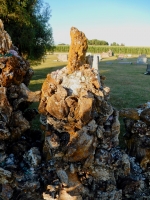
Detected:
left=0, top=0, right=54, bottom=60
left=88, top=39, right=109, bottom=45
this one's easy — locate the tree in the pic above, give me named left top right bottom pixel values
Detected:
left=0, top=0, right=54, bottom=60
left=120, top=43, right=125, bottom=46
left=110, top=42, right=119, bottom=46
left=88, top=39, right=109, bottom=46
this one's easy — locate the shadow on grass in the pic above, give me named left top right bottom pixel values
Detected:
left=32, top=65, right=65, bottom=78
left=29, top=64, right=66, bottom=91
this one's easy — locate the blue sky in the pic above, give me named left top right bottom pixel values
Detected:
left=44, top=0, right=150, bottom=46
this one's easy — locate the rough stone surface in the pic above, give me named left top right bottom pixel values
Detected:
left=67, top=27, right=88, bottom=74
left=121, top=102, right=150, bottom=170
left=0, top=20, right=42, bottom=199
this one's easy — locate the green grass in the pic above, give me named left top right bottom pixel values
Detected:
left=28, top=54, right=150, bottom=148
left=99, top=56, right=150, bottom=109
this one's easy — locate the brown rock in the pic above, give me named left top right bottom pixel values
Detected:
left=67, top=27, right=88, bottom=74
left=46, top=85, right=69, bottom=119
left=64, top=127, right=97, bottom=162
left=0, top=56, right=33, bottom=87
left=140, top=108, right=150, bottom=125
left=74, top=96, right=93, bottom=124
left=119, top=108, right=140, bottom=120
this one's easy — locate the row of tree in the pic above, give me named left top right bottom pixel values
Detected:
left=110, top=42, right=125, bottom=46
left=0, top=0, right=54, bottom=60
left=88, top=39, right=109, bottom=45
left=88, top=39, right=125, bottom=46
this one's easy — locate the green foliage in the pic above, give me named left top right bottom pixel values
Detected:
left=120, top=43, right=125, bottom=46
left=88, top=39, right=109, bottom=45
left=0, top=0, right=54, bottom=60
left=111, top=42, right=119, bottom=46
left=111, top=42, right=125, bottom=46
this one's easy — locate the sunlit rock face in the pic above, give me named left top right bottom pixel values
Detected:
left=67, top=27, right=88, bottom=74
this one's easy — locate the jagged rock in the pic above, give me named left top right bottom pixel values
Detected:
left=119, top=108, right=140, bottom=120
left=67, top=27, right=88, bottom=74
left=0, top=167, right=12, bottom=184
left=38, top=27, right=129, bottom=199
left=140, top=108, right=150, bottom=125
left=23, top=147, right=41, bottom=167
left=0, top=184, right=13, bottom=200
left=122, top=102, right=150, bottom=171
left=0, top=20, right=42, bottom=199
left=0, top=56, right=34, bottom=87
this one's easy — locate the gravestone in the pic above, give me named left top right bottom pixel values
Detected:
left=141, top=54, right=146, bottom=57
left=118, top=54, right=124, bottom=60
left=57, top=54, right=68, bottom=62
left=137, top=55, right=147, bottom=64
left=97, top=53, right=101, bottom=60
left=92, top=54, right=100, bottom=83
left=101, top=52, right=109, bottom=58
left=127, top=54, right=132, bottom=57
left=108, top=49, right=113, bottom=57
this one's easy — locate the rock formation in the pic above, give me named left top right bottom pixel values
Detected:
left=1, top=21, right=150, bottom=199
left=38, top=27, right=150, bottom=199
left=0, top=19, right=42, bottom=199
left=67, top=27, right=88, bottom=74
left=120, top=102, right=150, bottom=170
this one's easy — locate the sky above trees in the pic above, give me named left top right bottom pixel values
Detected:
left=44, top=0, right=150, bottom=46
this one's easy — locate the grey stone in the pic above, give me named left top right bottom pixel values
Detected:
left=137, top=55, right=147, bottom=64
left=92, top=54, right=100, bottom=83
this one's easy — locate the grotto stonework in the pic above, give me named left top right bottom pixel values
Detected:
left=1, top=20, right=150, bottom=200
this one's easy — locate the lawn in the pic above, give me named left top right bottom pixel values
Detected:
left=28, top=54, right=150, bottom=148
left=99, top=55, right=150, bottom=109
